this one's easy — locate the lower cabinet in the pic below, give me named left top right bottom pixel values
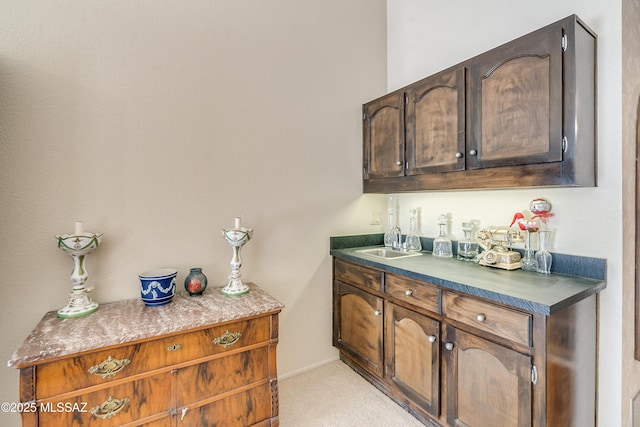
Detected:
left=333, top=257, right=597, bottom=427
left=385, top=302, right=440, bottom=418
left=443, top=325, right=532, bottom=427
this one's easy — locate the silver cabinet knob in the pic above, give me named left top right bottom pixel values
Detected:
left=428, top=335, right=436, bottom=343
left=469, top=149, right=478, bottom=156
left=405, top=289, right=413, bottom=296
left=476, top=313, right=486, bottom=322
left=396, top=161, right=403, bottom=166
left=445, top=342, right=454, bottom=351
left=455, top=152, right=463, bottom=158
left=374, top=310, right=381, bottom=316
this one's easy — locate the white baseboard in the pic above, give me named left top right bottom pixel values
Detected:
left=278, top=356, right=341, bottom=381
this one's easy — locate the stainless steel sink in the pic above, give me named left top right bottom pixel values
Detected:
left=356, top=248, right=423, bottom=260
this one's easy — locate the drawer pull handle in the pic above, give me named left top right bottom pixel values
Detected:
left=213, top=330, right=242, bottom=348
left=428, top=335, right=436, bottom=343
left=167, top=344, right=182, bottom=352
left=476, top=313, right=486, bottom=322
left=405, top=289, right=413, bottom=296
left=445, top=342, right=454, bottom=351
left=90, top=396, right=130, bottom=419
left=374, top=310, right=381, bottom=316
left=88, top=355, right=131, bottom=379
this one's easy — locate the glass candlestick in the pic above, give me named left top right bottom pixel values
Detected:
left=433, top=214, right=453, bottom=258
left=521, top=230, right=539, bottom=272
left=56, top=223, right=103, bottom=318
left=221, top=217, right=253, bottom=296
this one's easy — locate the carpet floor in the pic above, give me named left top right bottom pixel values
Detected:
left=278, top=360, right=425, bottom=426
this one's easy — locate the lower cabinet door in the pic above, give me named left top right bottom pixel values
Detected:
left=385, top=302, right=440, bottom=417
left=334, top=281, right=384, bottom=376
left=443, top=325, right=532, bottom=427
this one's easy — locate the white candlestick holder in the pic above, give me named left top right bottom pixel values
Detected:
left=221, top=218, right=253, bottom=296
left=56, top=230, right=103, bottom=318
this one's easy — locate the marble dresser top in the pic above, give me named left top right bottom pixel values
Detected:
left=8, top=283, right=284, bottom=368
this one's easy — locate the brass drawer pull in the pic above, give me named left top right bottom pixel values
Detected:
left=213, top=330, right=242, bottom=348
left=90, top=396, right=130, bottom=419
left=88, top=355, right=131, bottom=379
left=167, top=344, right=182, bottom=352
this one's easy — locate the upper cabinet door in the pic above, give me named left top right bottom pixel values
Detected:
left=468, top=24, right=564, bottom=169
left=363, top=92, right=406, bottom=179
left=406, top=68, right=466, bottom=175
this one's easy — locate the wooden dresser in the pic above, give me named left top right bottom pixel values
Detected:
left=8, top=283, right=284, bottom=427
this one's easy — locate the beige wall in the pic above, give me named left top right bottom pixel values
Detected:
left=0, top=2, right=388, bottom=425
left=387, top=0, right=626, bottom=425
left=622, top=0, right=640, bottom=425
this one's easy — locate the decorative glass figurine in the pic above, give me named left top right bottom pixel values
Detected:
left=405, top=209, right=422, bottom=252
left=432, top=214, right=453, bottom=258
left=457, top=221, right=479, bottom=262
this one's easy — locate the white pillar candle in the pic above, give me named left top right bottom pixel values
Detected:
left=234, top=217, right=241, bottom=229
left=75, top=221, right=84, bottom=236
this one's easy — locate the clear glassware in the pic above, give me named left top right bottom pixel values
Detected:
left=384, top=211, right=399, bottom=248
left=457, top=222, right=478, bottom=262
left=521, top=230, right=539, bottom=272
left=432, top=214, right=453, bottom=258
left=405, top=209, right=422, bottom=251
left=535, top=230, right=553, bottom=274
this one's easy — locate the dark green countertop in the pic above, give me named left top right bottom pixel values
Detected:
left=330, top=235, right=606, bottom=315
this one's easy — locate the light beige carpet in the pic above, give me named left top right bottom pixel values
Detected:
left=278, top=360, right=425, bottom=426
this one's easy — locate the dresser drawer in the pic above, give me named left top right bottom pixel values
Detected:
left=176, top=347, right=270, bottom=406
left=334, top=258, right=383, bottom=292
left=37, top=373, right=172, bottom=427
left=35, top=315, right=272, bottom=398
left=385, top=274, right=440, bottom=314
left=179, top=382, right=274, bottom=427
left=443, top=292, right=531, bottom=347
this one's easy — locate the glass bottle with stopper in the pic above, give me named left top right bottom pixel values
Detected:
left=457, top=221, right=479, bottom=261
left=405, top=208, right=422, bottom=251
left=432, top=214, right=453, bottom=258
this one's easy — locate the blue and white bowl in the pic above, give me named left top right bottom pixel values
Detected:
left=139, top=268, right=178, bottom=307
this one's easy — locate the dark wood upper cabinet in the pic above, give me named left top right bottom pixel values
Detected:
left=405, top=67, right=466, bottom=175
left=468, top=24, right=563, bottom=169
left=363, top=14, right=596, bottom=192
left=363, top=92, right=405, bottom=179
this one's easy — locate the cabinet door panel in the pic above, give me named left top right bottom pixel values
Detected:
left=406, top=68, right=465, bottom=174
left=469, top=24, right=563, bottom=169
left=363, top=93, right=405, bottom=179
left=385, top=302, right=440, bottom=417
left=334, top=281, right=384, bottom=376
left=444, top=326, right=531, bottom=427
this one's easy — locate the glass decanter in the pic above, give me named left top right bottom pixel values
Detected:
left=535, top=230, right=553, bottom=274
left=384, top=210, right=400, bottom=248
left=457, top=221, right=479, bottom=262
left=432, top=214, right=453, bottom=258
left=405, top=209, right=422, bottom=251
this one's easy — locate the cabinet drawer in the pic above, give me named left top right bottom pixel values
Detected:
left=443, top=292, right=531, bottom=347
left=334, top=258, right=383, bottom=292
left=36, top=316, right=272, bottom=398
left=385, top=274, right=440, bottom=314
left=37, top=373, right=172, bottom=427
left=176, top=347, right=270, bottom=406
left=179, top=382, right=274, bottom=427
